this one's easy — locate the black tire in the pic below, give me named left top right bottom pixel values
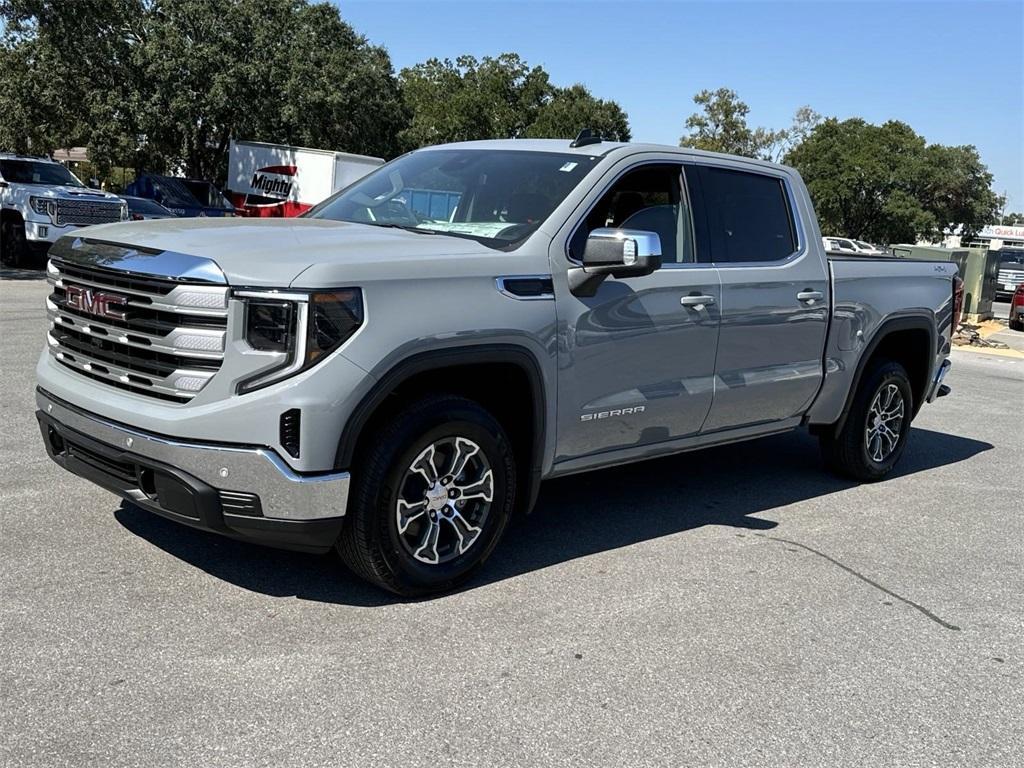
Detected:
left=1011, top=319, right=1024, bottom=332
left=0, top=216, right=27, bottom=268
left=337, top=395, right=516, bottom=597
left=820, top=360, right=914, bottom=482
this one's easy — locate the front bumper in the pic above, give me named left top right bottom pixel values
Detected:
left=24, top=219, right=84, bottom=244
left=36, top=389, right=349, bottom=552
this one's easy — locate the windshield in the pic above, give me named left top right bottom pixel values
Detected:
left=126, top=197, right=171, bottom=215
left=0, top=159, right=83, bottom=187
left=307, top=149, right=601, bottom=247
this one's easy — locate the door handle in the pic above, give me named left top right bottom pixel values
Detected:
left=680, top=294, right=716, bottom=307
left=797, top=290, right=824, bottom=304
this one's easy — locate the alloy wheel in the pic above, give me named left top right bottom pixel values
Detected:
left=394, top=436, right=494, bottom=565
left=864, top=383, right=905, bottom=463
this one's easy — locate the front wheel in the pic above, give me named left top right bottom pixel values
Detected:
left=337, top=395, right=516, bottom=596
left=820, top=360, right=914, bottom=482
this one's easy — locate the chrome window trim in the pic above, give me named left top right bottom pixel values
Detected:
left=564, top=158, right=698, bottom=268
left=495, top=275, right=555, bottom=301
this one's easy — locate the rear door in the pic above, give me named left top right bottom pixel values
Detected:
left=690, top=163, right=830, bottom=432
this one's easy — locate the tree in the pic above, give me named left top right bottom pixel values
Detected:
left=0, top=0, right=407, bottom=181
left=524, top=84, right=630, bottom=142
left=399, top=54, right=551, bottom=148
left=398, top=54, right=630, bottom=148
left=785, top=118, right=1001, bottom=244
left=679, top=87, right=819, bottom=162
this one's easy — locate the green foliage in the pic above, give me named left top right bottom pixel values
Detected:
left=785, top=118, right=1000, bottom=244
left=398, top=54, right=630, bottom=148
left=523, top=84, right=629, bottom=142
left=0, top=0, right=406, bottom=181
left=679, top=87, right=818, bottom=162
left=1002, top=211, right=1024, bottom=226
left=684, top=86, right=819, bottom=160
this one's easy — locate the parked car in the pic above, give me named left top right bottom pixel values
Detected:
left=36, top=137, right=960, bottom=596
left=0, top=153, right=127, bottom=267
left=124, top=173, right=235, bottom=218
left=996, top=252, right=1024, bottom=300
left=1010, top=283, right=1024, bottom=331
left=823, top=236, right=885, bottom=255
left=226, top=139, right=383, bottom=217
left=122, top=195, right=176, bottom=221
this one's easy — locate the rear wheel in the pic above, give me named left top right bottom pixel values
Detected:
left=337, top=395, right=516, bottom=596
left=0, top=216, right=27, bottom=267
left=820, top=360, right=914, bottom=482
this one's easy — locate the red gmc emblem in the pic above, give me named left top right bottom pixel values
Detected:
left=65, top=285, right=128, bottom=321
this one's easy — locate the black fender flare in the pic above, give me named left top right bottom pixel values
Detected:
left=335, top=344, right=547, bottom=513
left=830, top=314, right=937, bottom=434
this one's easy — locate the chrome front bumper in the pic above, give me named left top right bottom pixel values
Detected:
left=36, top=388, right=350, bottom=522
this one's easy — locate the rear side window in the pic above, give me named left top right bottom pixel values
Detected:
left=697, top=166, right=797, bottom=263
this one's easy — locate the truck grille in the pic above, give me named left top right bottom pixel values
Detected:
left=54, top=199, right=124, bottom=227
left=998, top=267, right=1024, bottom=290
left=46, top=259, right=229, bottom=403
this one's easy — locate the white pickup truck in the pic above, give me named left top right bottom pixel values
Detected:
left=1, top=153, right=127, bottom=267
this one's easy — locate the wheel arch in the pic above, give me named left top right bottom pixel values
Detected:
left=830, top=314, right=937, bottom=435
left=336, top=344, right=548, bottom=514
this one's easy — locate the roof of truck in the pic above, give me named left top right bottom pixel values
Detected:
left=0, top=152, right=58, bottom=162
left=416, top=138, right=793, bottom=173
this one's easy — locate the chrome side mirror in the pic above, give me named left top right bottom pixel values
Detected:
left=569, top=228, right=662, bottom=297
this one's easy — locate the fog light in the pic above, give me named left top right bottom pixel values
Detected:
left=38, top=226, right=48, bottom=238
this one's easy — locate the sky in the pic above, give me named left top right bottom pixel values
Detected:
left=337, top=0, right=1024, bottom=212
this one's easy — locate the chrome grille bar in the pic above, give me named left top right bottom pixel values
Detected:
left=46, top=253, right=228, bottom=403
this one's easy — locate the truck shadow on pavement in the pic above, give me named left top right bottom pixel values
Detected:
left=114, top=426, right=991, bottom=607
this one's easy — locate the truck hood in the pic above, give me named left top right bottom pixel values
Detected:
left=30, top=186, right=122, bottom=202
left=72, top=217, right=500, bottom=287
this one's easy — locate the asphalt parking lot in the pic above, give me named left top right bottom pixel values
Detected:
left=2, top=275, right=1022, bottom=767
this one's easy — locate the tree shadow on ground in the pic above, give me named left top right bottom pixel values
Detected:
left=115, top=426, right=992, bottom=607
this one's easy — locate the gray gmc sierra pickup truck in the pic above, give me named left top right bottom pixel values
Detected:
left=36, top=137, right=960, bottom=595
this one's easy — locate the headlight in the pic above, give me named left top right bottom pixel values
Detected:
left=236, top=288, right=363, bottom=393
left=30, top=196, right=57, bottom=219
left=245, top=299, right=295, bottom=353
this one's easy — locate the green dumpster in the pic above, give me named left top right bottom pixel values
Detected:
left=889, top=245, right=997, bottom=321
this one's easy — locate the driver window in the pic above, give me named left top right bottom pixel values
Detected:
left=571, top=164, right=694, bottom=264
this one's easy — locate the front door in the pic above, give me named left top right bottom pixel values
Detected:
left=552, top=162, right=721, bottom=463
left=690, top=163, right=830, bottom=432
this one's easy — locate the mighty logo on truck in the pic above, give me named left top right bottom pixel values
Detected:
left=227, top=139, right=382, bottom=217
left=249, top=165, right=296, bottom=199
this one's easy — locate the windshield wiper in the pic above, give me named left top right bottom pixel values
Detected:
left=360, top=222, right=438, bottom=235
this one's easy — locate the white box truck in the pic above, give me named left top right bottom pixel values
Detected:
left=226, top=140, right=383, bottom=217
